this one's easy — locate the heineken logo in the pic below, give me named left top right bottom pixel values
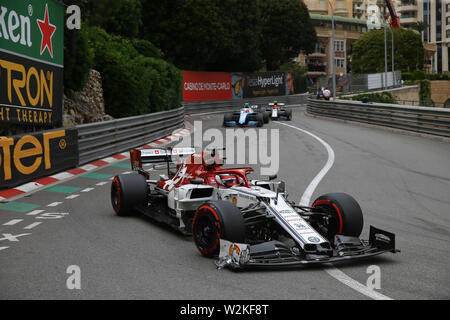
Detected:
left=0, top=5, right=33, bottom=47
left=0, top=1, right=63, bottom=65
left=0, top=3, right=56, bottom=58
left=37, top=4, right=56, bottom=58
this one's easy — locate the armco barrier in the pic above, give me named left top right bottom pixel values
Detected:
left=183, top=94, right=308, bottom=115
left=307, top=98, right=450, bottom=138
left=77, top=107, right=185, bottom=165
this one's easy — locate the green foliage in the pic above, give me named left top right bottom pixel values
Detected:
left=85, top=0, right=142, bottom=38
left=86, top=27, right=182, bottom=118
left=140, top=0, right=315, bottom=72
left=352, top=28, right=424, bottom=74
left=419, top=79, right=435, bottom=107
left=403, top=72, right=449, bottom=81
left=131, top=39, right=162, bottom=60
left=260, top=0, right=316, bottom=70
left=351, top=92, right=397, bottom=104
left=64, top=25, right=94, bottom=92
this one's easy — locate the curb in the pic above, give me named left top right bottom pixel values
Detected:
left=0, top=127, right=192, bottom=202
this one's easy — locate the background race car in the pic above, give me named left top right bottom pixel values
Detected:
left=223, top=104, right=268, bottom=127
left=266, top=102, right=292, bottom=120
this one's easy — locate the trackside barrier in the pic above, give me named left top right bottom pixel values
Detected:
left=182, top=94, right=308, bottom=115
left=76, top=107, right=185, bottom=165
left=307, top=98, right=450, bottom=138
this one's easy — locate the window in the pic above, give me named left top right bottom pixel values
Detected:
left=334, top=40, right=344, bottom=52
left=335, top=58, right=345, bottom=68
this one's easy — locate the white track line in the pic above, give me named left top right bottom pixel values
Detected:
left=278, top=122, right=393, bottom=300
left=26, top=210, right=44, bottom=216
left=3, top=219, right=23, bottom=226
left=23, top=222, right=42, bottom=230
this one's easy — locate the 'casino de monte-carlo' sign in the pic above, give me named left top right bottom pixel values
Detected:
left=0, top=0, right=63, bottom=127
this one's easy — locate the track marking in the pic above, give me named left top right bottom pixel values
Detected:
left=3, top=219, right=23, bottom=226
left=278, top=121, right=394, bottom=300
left=47, top=202, right=62, bottom=207
left=26, top=210, right=44, bottom=216
left=65, top=194, right=80, bottom=199
left=80, top=188, right=94, bottom=193
left=95, top=181, right=109, bottom=186
left=0, top=246, right=9, bottom=251
left=23, top=222, right=42, bottom=230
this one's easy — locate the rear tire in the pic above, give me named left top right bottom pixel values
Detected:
left=192, top=201, right=245, bottom=257
left=311, top=193, right=363, bottom=241
left=111, top=173, right=148, bottom=216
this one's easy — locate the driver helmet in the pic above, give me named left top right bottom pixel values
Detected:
left=244, top=102, right=250, bottom=107
left=215, top=174, right=239, bottom=188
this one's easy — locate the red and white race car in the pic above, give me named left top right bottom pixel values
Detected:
left=266, top=101, right=292, bottom=120
left=111, top=147, right=398, bottom=269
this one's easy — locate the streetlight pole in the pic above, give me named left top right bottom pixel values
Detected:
left=328, top=0, right=336, bottom=100
left=390, top=25, right=395, bottom=87
left=383, top=14, right=388, bottom=89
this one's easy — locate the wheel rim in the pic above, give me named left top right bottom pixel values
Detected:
left=312, top=204, right=341, bottom=241
left=193, top=214, right=218, bottom=249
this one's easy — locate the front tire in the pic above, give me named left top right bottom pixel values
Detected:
left=311, top=193, right=363, bottom=241
left=223, top=114, right=232, bottom=127
left=192, top=201, right=245, bottom=257
left=111, top=173, right=148, bottom=216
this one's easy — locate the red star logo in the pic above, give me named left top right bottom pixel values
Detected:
left=37, top=4, right=56, bottom=58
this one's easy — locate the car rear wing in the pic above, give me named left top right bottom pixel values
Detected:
left=268, top=103, right=285, bottom=106
left=130, top=147, right=196, bottom=170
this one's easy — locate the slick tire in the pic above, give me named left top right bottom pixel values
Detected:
left=192, top=201, right=245, bottom=257
left=111, top=173, right=148, bottom=216
left=311, top=193, right=363, bottom=241
left=263, top=112, right=270, bottom=124
left=256, top=113, right=264, bottom=127
left=285, top=109, right=292, bottom=120
left=223, top=114, right=232, bottom=127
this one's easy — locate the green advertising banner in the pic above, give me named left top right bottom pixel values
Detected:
left=0, top=0, right=64, bottom=127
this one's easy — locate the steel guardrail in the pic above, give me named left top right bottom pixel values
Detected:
left=306, top=98, right=450, bottom=138
left=76, top=107, right=185, bottom=165
left=182, top=94, right=308, bottom=115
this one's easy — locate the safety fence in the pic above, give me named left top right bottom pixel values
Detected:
left=307, top=98, right=450, bottom=138
left=77, top=107, right=185, bottom=165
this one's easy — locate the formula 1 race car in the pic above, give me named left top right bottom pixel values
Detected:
left=111, top=147, right=399, bottom=269
left=223, top=103, right=269, bottom=127
left=266, top=102, right=292, bottom=120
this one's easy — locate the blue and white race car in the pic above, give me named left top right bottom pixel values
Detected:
left=223, top=103, right=269, bottom=127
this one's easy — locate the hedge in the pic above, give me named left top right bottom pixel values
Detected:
left=86, top=26, right=182, bottom=118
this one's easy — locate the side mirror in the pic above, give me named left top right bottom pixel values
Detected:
left=268, top=174, right=277, bottom=181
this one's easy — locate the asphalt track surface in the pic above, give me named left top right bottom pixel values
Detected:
left=1, top=107, right=449, bottom=300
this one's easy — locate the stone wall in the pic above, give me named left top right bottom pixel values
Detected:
left=63, top=69, right=113, bottom=125
left=430, top=81, right=450, bottom=108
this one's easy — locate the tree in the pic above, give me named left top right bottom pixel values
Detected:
left=85, top=0, right=142, bottom=38
left=140, top=0, right=316, bottom=72
left=260, top=0, right=316, bottom=70
left=351, top=28, right=424, bottom=73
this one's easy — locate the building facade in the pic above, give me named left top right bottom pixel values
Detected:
left=297, top=14, right=368, bottom=87
left=398, top=0, right=449, bottom=74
